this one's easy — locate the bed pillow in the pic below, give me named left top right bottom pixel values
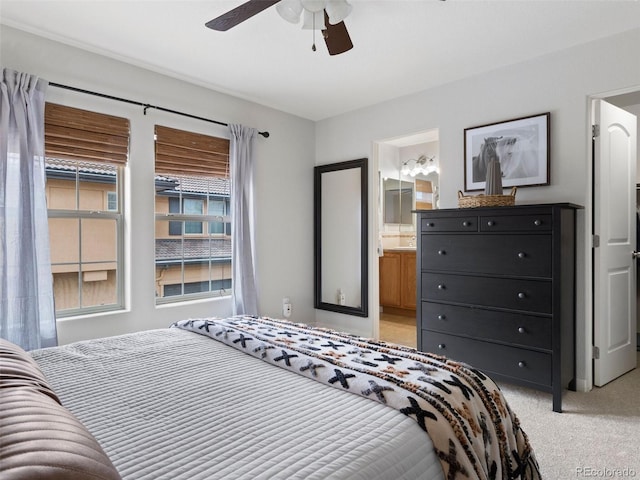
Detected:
left=0, top=338, right=60, bottom=402
left=0, top=338, right=122, bottom=480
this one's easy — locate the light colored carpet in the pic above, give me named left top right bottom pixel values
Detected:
left=500, top=355, right=640, bottom=479
left=380, top=315, right=640, bottom=478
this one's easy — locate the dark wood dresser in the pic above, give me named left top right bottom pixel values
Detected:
left=416, top=203, right=581, bottom=412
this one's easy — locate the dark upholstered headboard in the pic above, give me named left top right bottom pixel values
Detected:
left=0, top=338, right=122, bottom=480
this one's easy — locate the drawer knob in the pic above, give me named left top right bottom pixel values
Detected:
left=437, top=314, right=446, bottom=320
left=534, top=219, right=542, bottom=226
left=438, top=249, right=446, bottom=255
left=518, top=361, right=526, bottom=368
left=487, top=220, right=495, bottom=227
left=426, top=222, right=434, bottom=227
left=517, top=252, right=526, bottom=259
left=438, top=343, right=446, bottom=349
left=518, top=327, right=526, bottom=334
left=462, top=221, right=470, bottom=227
left=517, top=292, right=526, bottom=299
left=437, top=284, right=446, bottom=290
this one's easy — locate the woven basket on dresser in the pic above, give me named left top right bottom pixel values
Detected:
left=458, top=186, right=517, bottom=208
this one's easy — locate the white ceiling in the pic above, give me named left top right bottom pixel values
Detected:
left=2, top=0, right=640, bottom=121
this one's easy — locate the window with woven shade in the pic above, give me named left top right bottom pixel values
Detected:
left=154, top=125, right=232, bottom=302
left=44, top=103, right=129, bottom=317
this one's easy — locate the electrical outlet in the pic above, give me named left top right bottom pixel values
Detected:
left=282, top=297, right=292, bottom=318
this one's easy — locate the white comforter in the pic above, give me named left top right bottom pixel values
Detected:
left=31, top=328, right=444, bottom=480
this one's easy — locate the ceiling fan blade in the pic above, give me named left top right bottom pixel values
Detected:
left=322, top=10, right=353, bottom=56
left=206, top=0, right=281, bottom=31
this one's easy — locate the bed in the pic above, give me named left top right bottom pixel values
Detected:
left=1, top=315, right=541, bottom=480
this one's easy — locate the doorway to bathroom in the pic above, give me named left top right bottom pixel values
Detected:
left=374, top=128, right=439, bottom=348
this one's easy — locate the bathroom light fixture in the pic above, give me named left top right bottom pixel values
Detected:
left=401, top=155, right=439, bottom=177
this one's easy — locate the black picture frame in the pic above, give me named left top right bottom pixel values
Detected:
left=464, top=112, right=550, bottom=192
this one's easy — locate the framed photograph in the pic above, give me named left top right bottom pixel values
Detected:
left=464, top=112, right=550, bottom=192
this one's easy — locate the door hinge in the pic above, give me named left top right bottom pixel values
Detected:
left=593, top=345, right=600, bottom=360
left=593, top=234, right=600, bottom=248
left=592, top=124, right=600, bottom=138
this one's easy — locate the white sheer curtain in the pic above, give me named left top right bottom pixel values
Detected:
left=0, top=68, right=57, bottom=350
left=229, top=124, right=258, bottom=315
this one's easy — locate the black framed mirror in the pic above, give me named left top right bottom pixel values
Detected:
left=314, top=158, right=368, bottom=317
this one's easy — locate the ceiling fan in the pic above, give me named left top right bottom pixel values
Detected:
left=205, top=0, right=354, bottom=56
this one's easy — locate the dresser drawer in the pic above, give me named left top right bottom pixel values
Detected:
left=421, top=273, right=552, bottom=314
left=421, top=216, right=477, bottom=233
left=421, top=331, right=551, bottom=386
left=479, top=214, right=552, bottom=232
left=421, top=302, right=552, bottom=350
left=421, top=234, right=551, bottom=277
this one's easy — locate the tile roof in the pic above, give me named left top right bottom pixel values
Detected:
left=161, top=175, right=230, bottom=196
left=155, top=237, right=231, bottom=262
left=46, top=159, right=230, bottom=196
left=46, top=158, right=116, bottom=175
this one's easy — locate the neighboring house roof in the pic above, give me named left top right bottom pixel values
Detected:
left=155, top=238, right=231, bottom=262
left=156, top=175, right=230, bottom=196
left=46, top=158, right=116, bottom=176
left=45, top=159, right=230, bottom=196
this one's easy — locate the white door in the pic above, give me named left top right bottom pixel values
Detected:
left=593, top=99, right=638, bottom=386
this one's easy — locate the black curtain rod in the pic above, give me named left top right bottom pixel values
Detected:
left=49, top=82, right=270, bottom=138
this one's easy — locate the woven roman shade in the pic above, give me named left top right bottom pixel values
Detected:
left=155, top=125, right=230, bottom=177
left=44, top=103, right=130, bottom=164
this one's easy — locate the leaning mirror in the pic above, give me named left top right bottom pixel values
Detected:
left=314, top=158, right=368, bottom=317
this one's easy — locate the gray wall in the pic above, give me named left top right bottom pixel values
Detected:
left=315, top=27, right=640, bottom=391
left=3, top=23, right=640, bottom=390
left=1, top=26, right=317, bottom=344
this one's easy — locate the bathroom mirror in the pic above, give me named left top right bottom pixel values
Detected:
left=314, top=158, right=368, bottom=317
left=383, top=178, right=414, bottom=224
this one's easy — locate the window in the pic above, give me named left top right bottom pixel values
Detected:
left=168, top=197, right=205, bottom=235
left=44, top=103, right=129, bottom=317
left=154, top=125, right=231, bottom=303
left=106, top=191, right=118, bottom=211
left=163, top=278, right=232, bottom=297
left=208, top=199, right=229, bottom=234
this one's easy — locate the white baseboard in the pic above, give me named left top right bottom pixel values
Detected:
left=574, top=378, right=590, bottom=393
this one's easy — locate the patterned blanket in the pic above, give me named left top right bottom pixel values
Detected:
left=173, top=316, right=541, bottom=480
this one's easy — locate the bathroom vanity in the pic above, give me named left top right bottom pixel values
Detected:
left=379, top=248, right=416, bottom=316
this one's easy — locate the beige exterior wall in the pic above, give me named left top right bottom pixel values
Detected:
left=52, top=270, right=117, bottom=311
left=155, top=196, right=170, bottom=238
left=47, top=178, right=118, bottom=309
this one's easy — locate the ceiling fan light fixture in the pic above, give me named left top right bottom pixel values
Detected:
left=206, top=0, right=353, bottom=56
left=325, top=0, right=352, bottom=24
left=300, top=0, right=326, bottom=13
left=276, top=0, right=303, bottom=23
left=276, top=0, right=352, bottom=32
left=302, top=9, right=326, bottom=30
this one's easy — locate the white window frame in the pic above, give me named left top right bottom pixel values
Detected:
left=47, top=163, right=125, bottom=317
left=155, top=184, right=231, bottom=305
